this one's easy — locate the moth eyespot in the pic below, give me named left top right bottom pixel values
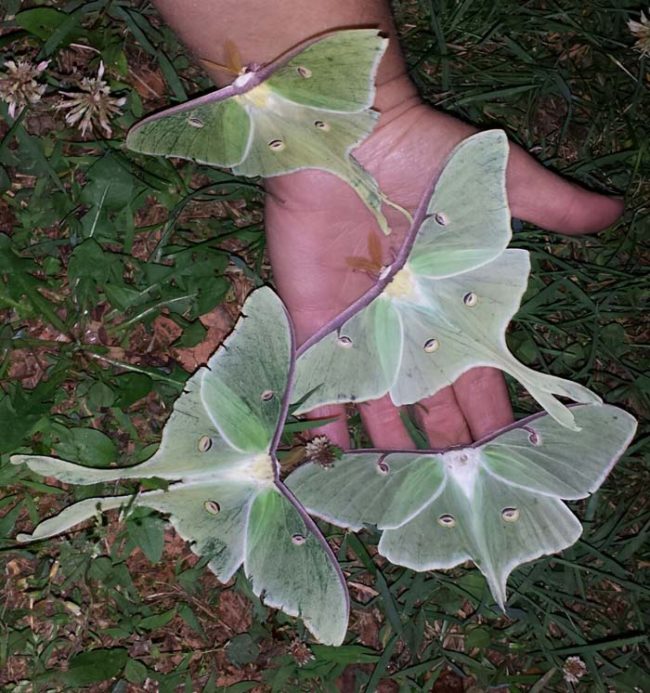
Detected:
left=423, top=338, right=439, bottom=353
left=296, top=65, right=312, bottom=78
left=261, top=390, right=274, bottom=401
left=437, top=514, right=456, bottom=528
left=463, top=292, right=478, bottom=307
left=337, top=335, right=353, bottom=348
left=268, top=139, right=285, bottom=151
left=459, top=453, right=468, bottom=463
left=433, top=212, right=448, bottom=226
left=204, top=500, right=221, bottom=515
left=376, top=460, right=390, bottom=475
left=198, top=435, right=212, bottom=452
left=502, top=507, right=520, bottom=522
left=187, top=116, right=204, bottom=128
left=528, top=431, right=541, bottom=446
left=314, top=120, right=330, bottom=131
left=291, top=533, right=306, bottom=545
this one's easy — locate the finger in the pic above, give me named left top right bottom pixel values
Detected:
left=413, top=386, right=473, bottom=448
left=304, top=404, right=350, bottom=449
left=452, top=367, right=514, bottom=440
left=507, top=143, right=624, bottom=235
left=365, top=108, right=623, bottom=237
left=359, top=394, right=417, bottom=449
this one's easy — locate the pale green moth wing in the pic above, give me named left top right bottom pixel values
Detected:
left=10, top=367, right=247, bottom=485
left=409, top=129, right=512, bottom=278
left=11, top=286, right=284, bottom=535
left=126, top=30, right=396, bottom=234
left=11, top=287, right=288, bottom=481
left=286, top=452, right=445, bottom=531
left=245, top=486, right=348, bottom=646
left=293, top=248, right=599, bottom=429
left=266, top=29, right=387, bottom=112
left=482, top=403, right=638, bottom=499
left=201, top=287, right=291, bottom=453
left=137, top=481, right=258, bottom=582
left=126, top=97, right=251, bottom=168
left=390, top=249, right=599, bottom=429
left=231, top=106, right=377, bottom=179
left=15, top=495, right=127, bottom=543
left=229, top=104, right=389, bottom=232
left=15, top=482, right=257, bottom=583
left=293, top=297, right=402, bottom=409
left=14, top=472, right=350, bottom=644
left=379, top=465, right=582, bottom=610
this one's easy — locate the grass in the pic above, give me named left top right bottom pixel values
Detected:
left=0, top=0, right=648, bottom=690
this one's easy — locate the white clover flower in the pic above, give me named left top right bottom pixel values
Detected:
left=562, top=656, right=588, bottom=685
left=55, top=61, right=126, bottom=138
left=0, top=58, right=49, bottom=118
left=628, top=9, right=650, bottom=56
left=288, top=638, right=315, bottom=666
left=305, top=435, right=337, bottom=468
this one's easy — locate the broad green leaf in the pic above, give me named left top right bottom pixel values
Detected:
left=14, top=8, right=69, bottom=40
left=51, top=648, right=128, bottom=686
left=127, top=509, right=166, bottom=563
left=54, top=427, right=117, bottom=468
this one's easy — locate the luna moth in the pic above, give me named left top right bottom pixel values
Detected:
left=291, top=130, right=600, bottom=431
left=287, top=403, right=637, bottom=609
left=11, top=288, right=349, bottom=646
left=126, top=29, right=405, bottom=235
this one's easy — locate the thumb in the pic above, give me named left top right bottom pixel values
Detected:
left=507, top=143, right=623, bottom=235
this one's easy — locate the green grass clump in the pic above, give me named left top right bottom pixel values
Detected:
left=0, top=0, right=647, bottom=689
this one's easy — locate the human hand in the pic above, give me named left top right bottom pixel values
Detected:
left=146, top=0, right=623, bottom=449
left=265, top=74, right=623, bottom=450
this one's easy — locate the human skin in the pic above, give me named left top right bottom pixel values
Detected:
left=150, top=0, right=623, bottom=449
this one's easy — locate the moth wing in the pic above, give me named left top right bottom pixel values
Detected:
left=482, top=404, right=638, bottom=498
left=9, top=455, right=139, bottom=485
left=16, top=479, right=259, bottom=587
left=10, top=368, right=244, bottom=484
left=292, top=298, right=401, bottom=414
left=410, top=130, right=512, bottom=277
left=138, top=481, right=258, bottom=582
left=380, top=469, right=583, bottom=609
left=266, top=29, right=387, bottom=112
left=286, top=452, right=446, bottom=531
left=11, top=289, right=287, bottom=483
left=15, top=495, right=128, bottom=543
left=201, top=287, right=292, bottom=453
left=379, top=482, right=473, bottom=574
left=391, top=249, right=530, bottom=404
left=391, top=249, right=599, bottom=428
left=234, top=96, right=389, bottom=230
left=245, top=485, right=349, bottom=645
left=126, top=96, right=251, bottom=168
left=233, top=98, right=377, bottom=178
